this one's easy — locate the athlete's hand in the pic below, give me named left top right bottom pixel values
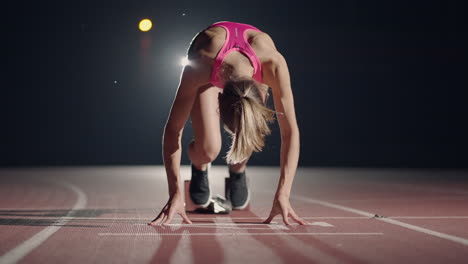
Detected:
left=263, top=194, right=309, bottom=225
left=148, top=192, right=192, bottom=226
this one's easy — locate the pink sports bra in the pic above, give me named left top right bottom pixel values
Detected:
left=206, top=21, right=263, bottom=88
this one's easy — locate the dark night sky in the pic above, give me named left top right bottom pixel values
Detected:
left=2, top=0, right=467, bottom=167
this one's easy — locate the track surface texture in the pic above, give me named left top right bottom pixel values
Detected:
left=0, top=166, right=467, bottom=263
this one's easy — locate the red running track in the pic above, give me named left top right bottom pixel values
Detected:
left=0, top=166, right=467, bottom=263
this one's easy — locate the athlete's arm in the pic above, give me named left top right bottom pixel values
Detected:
left=264, top=51, right=300, bottom=199
left=260, top=34, right=307, bottom=225
left=149, top=33, right=210, bottom=225
left=163, top=65, right=206, bottom=198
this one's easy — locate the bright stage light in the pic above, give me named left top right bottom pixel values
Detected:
left=180, top=56, right=190, bottom=67
left=139, top=19, right=152, bottom=32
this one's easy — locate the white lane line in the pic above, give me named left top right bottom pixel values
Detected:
left=4, top=216, right=468, bottom=220
left=311, top=222, right=334, bottom=227
left=304, top=216, right=368, bottom=219
left=157, top=222, right=333, bottom=227
left=0, top=182, right=87, bottom=264
left=98, top=232, right=384, bottom=236
left=293, top=195, right=468, bottom=247
left=390, top=216, right=468, bottom=219
left=150, top=225, right=276, bottom=230
left=140, top=222, right=334, bottom=230
left=164, top=223, right=284, bottom=226
left=268, top=223, right=289, bottom=230
left=0, top=216, right=368, bottom=220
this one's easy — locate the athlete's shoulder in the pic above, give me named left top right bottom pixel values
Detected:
left=251, top=31, right=278, bottom=52
left=187, top=28, right=226, bottom=62
left=187, top=31, right=212, bottom=58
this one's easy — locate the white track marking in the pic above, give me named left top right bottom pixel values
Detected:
left=98, top=232, right=384, bottom=236
left=310, top=222, right=334, bottom=227
left=163, top=223, right=284, bottom=230
left=293, top=195, right=468, bottom=247
left=155, top=225, right=275, bottom=230
left=164, top=223, right=285, bottom=226
left=268, top=224, right=289, bottom=230
left=0, top=216, right=367, bottom=220
left=304, top=216, right=368, bottom=219
left=158, top=222, right=333, bottom=227
left=389, top=216, right=468, bottom=219
left=4, top=216, right=468, bottom=221
left=144, top=222, right=334, bottom=230
left=5, top=216, right=468, bottom=222
left=0, top=182, right=87, bottom=264
left=12, top=216, right=467, bottom=222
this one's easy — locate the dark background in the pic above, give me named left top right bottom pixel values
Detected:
left=2, top=0, right=467, bottom=168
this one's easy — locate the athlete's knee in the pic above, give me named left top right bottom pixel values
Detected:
left=189, top=140, right=221, bottom=163
left=200, top=143, right=221, bottom=162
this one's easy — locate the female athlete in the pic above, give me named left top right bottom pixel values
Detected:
left=149, top=21, right=308, bottom=226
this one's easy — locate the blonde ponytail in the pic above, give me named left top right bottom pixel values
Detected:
left=219, top=78, right=275, bottom=164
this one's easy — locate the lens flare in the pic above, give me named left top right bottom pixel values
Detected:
left=180, top=56, right=189, bottom=67
left=139, top=19, right=152, bottom=32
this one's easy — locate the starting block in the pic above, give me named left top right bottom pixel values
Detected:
left=184, top=178, right=233, bottom=214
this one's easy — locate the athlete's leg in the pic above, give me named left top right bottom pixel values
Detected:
left=228, top=156, right=250, bottom=173
left=227, top=155, right=251, bottom=209
left=188, top=86, right=222, bottom=170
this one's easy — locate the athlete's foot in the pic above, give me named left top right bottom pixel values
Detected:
left=189, top=163, right=211, bottom=208
left=229, top=170, right=250, bottom=210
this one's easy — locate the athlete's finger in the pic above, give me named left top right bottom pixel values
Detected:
left=181, top=212, right=192, bottom=224
left=282, top=210, right=290, bottom=225
left=162, top=210, right=176, bottom=225
left=148, top=211, right=165, bottom=226
left=289, top=210, right=308, bottom=225
left=148, top=210, right=165, bottom=225
left=263, top=213, right=275, bottom=224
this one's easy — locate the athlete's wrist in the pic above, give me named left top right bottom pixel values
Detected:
left=275, top=189, right=290, bottom=200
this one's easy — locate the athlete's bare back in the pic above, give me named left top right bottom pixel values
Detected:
left=187, top=24, right=279, bottom=86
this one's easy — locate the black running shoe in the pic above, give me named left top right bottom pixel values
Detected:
left=228, top=170, right=250, bottom=210
left=189, top=163, right=211, bottom=208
